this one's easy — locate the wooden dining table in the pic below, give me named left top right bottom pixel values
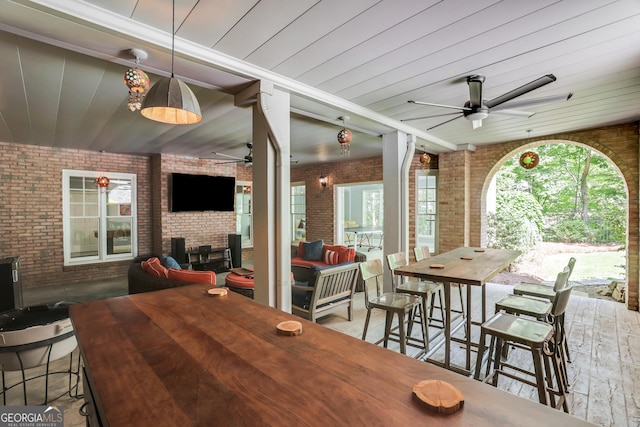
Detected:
left=393, top=247, right=521, bottom=375
left=68, top=282, right=594, bottom=426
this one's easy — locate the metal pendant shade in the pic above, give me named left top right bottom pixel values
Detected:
left=139, top=0, right=202, bottom=125
left=141, top=77, right=201, bottom=124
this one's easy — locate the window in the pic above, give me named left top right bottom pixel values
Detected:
left=236, top=182, right=252, bottom=247
left=291, top=183, right=306, bottom=241
left=63, top=170, right=137, bottom=265
left=362, top=188, right=383, bottom=228
left=416, top=171, right=438, bottom=253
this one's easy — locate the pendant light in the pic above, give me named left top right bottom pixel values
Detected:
left=141, top=0, right=202, bottom=125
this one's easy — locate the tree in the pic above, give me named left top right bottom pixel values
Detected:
left=496, top=144, right=626, bottom=244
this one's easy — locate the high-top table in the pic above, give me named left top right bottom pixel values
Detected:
left=393, top=247, right=521, bottom=375
left=68, top=283, right=592, bottom=426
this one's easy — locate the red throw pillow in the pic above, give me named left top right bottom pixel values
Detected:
left=167, top=268, right=216, bottom=285
left=297, top=241, right=306, bottom=258
left=323, top=245, right=355, bottom=264
left=323, top=249, right=340, bottom=265
left=141, top=257, right=168, bottom=278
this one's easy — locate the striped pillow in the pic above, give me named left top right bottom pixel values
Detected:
left=141, top=257, right=168, bottom=278
left=323, top=249, right=340, bottom=265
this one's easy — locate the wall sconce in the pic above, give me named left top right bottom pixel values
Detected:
left=319, top=175, right=327, bottom=187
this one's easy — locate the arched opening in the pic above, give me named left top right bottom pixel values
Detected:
left=481, top=140, right=628, bottom=301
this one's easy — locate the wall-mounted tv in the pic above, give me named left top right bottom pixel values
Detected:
left=170, top=173, right=235, bottom=212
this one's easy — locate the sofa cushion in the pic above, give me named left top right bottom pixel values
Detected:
left=291, top=281, right=311, bottom=309
left=167, top=268, right=216, bottom=285
left=161, top=256, right=181, bottom=270
left=323, top=249, right=339, bottom=265
left=141, top=257, right=168, bottom=278
left=302, top=240, right=324, bottom=261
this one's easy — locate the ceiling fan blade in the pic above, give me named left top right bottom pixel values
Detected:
left=491, top=93, right=573, bottom=111
left=467, top=75, right=484, bottom=107
left=485, top=74, right=556, bottom=108
left=214, top=159, right=243, bottom=164
left=401, top=112, right=462, bottom=122
left=408, top=100, right=471, bottom=111
left=426, top=114, right=464, bottom=130
left=211, top=151, right=244, bottom=161
left=490, top=109, right=535, bottom=118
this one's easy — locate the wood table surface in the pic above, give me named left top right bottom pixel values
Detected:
left=394, top=247, right=521, bottom=374
left=69, top=283, right=593, bottom=427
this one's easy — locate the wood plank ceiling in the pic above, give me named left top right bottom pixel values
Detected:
left=0, top=0, right=638, bottom=165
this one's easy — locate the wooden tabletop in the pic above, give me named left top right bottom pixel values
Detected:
left=394, top=247, right=521, bottom=285
left=70, top=284, right=592, bottom=427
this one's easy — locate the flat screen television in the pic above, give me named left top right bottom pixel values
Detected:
left=170, top=173, right=235, bottom=212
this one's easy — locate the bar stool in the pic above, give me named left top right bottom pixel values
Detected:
left=414, top=246, right=466, bottom=331
left=386, top=252, right=444, bottom=344
left=497, top=267, right=571, bottom=376
left=513, top=258, right=576, bottom=363
left=474, top=285, right=573, bottom=412
left=358, top=259, right=428, bottom=356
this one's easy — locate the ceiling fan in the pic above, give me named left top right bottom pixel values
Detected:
left=212, top=142, right=254, bottom=165
left=405, top=74, right=572, bottom=130
left=211, top=142, right=299, bottom=165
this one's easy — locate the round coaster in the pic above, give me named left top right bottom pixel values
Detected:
left=429, top=264, right=445, bottom=269
left=413, top=380, right=464, bottom=414
left=207, top=288, right=228, bottom=296
left=276, top=320, right=303, bottom=336
left=460, top=256, right=473, bottom=260
left=474, top=248, right=485, bottom=252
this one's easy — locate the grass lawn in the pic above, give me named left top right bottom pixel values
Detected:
left=539, top=250, right=626, bottom=281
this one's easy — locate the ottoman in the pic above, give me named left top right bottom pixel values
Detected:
left=224, top=270, right=295, bottom=299
left=225, top=269, right=255, bottom=299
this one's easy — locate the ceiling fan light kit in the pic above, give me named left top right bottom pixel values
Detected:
left=140, top=0, right=202, bottom=125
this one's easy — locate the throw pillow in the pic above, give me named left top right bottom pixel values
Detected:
left=323, top=245, right=356, bottom=264
left=302, top=240, right=324, bottom=261
left=323, top=249, right=339, bottom=265
left=142, top=257, right=168, bottom=279
left=291, top=281, right=311, bottom=309
left=167, top=268, right=216, bottom=285
left=161, top=256, right=181, bottom=270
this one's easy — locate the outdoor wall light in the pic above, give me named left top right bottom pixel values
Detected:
left=319, top=175, right=327, bottom=187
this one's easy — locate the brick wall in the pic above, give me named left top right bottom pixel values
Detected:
left=439, top=122, right=640, bottom=310
left=0, top=142, right=151, bottom=289
left=291, top=156, right=384, bottom=244
left=156, top=154, right=237, bottom=257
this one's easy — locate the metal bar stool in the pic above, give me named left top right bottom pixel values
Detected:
left=358, top=259, right=428, bottom=356
left=474, top=285, right=573, bottom=412
left=496, top=267, right=571, bottom=382
left=513, top=258, right=576, bottom=363
left=414, top=246, right=466, bottom=333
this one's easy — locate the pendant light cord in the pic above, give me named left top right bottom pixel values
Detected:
left=171, top=0, right=175, bottom=78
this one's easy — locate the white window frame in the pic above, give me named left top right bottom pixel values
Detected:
left=415, top=170, right=439, bottom=253
left=63, top=169, right=137, bottom=265
left=291, top=182, right=306, bottom=242
left=236, top=181, right=253, bottom=248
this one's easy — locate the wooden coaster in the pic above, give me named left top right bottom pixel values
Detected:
left=474, top=248, right=485, bottom=252
left=207, top=288, right=228, bottom=296
left=429, top=264, right=445, bottom=269
left=276, top=321, right=302, bottom=336
left=460, top=256, right=473, bottom=260
left=413, top=380, right=464, bottom=414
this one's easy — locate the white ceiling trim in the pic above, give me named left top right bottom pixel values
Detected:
left=21, top=0, right=458, bottom=152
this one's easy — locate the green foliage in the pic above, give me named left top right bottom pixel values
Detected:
left=487, top=191, right=543, bottom=253
left=496, top=144, right=626, bottom=245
